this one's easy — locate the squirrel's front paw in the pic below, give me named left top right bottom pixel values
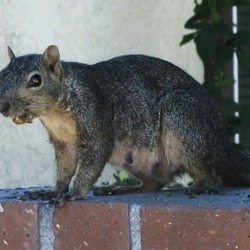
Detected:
left=49, top=192, right=84, bottom=208
left=49, top=193, right=71, bottom=207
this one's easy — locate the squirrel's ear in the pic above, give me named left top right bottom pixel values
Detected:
left=42, top=45, right=62, bottom=78
left=7, top=46, right=16, bottom=61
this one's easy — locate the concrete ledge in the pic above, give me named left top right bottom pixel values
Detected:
left=0, top=188, right=250, bottom=249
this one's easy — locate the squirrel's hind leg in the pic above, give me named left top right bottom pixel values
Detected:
left=185, top=167, right=222, bottom=195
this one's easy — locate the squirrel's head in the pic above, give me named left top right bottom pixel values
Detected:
left=0, top=45, right=63, bottom=124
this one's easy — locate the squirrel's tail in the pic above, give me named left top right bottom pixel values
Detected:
left=218, top=151, right=250, bottom=187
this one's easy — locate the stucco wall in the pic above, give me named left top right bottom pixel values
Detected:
left=0, top=0, right=203, bottom=188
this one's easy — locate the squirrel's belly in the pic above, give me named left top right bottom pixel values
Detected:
left=108, top=137, right=183, bottom=180
left=108, top=147, right=157, bottom=177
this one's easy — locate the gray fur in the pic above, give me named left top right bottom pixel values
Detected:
left=0, top=45, right=249, bottom=207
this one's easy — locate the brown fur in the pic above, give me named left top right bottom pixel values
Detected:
left=40, top=105, right=77, bottom=144
left=40, top=105, right=78, bottom=193
left=109, top=131, right=183, bottom=185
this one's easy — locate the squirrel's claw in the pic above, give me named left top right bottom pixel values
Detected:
left=49, top=193, right=70, bottom=207
left=49, top=192, right=83, bottom=207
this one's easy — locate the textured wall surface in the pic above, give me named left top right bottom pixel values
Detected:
left=1, top=188, right=250, bottom=249
left=0, top=0, right=202, bottom=188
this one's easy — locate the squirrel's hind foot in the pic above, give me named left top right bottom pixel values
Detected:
left=48, top=190, right=87, bottom=207
left=186, top=185, right=220, bottom=196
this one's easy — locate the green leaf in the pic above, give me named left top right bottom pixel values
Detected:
left=184, top=14, right=203, bottom=29
left=194, top=5, right=205, bottom=15
left=119, top=171, right=127, bottom=183
left=194, top=28, right=219, bottom=62
left=213, top=22, right=232, bottom=36
left=194, top=0, right=211, bottom=15
left=180, top=33, right=196, bottom=46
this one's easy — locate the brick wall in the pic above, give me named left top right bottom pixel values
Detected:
left=0, top=188, right=250, bottom=250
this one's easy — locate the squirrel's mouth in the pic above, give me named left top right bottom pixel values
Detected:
left=12, top=115, right=34, bottom=125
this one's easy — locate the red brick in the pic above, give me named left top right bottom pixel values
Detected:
left=0, top=202, right=39, bottom=250
left=53, top=202, right=129, bottom=250
left=141, top=207, right=250, bottom=250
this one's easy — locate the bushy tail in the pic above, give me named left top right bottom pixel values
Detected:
left=219, top=151, right=250, bottom=187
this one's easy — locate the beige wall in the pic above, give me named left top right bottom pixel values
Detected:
left=0, top=0, right=203, bottom=188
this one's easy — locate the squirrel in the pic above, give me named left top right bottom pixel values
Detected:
left=0, top=45, right=249, bottom=207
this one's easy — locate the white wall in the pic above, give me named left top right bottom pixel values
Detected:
left=0, top=0, right=203, bottom=188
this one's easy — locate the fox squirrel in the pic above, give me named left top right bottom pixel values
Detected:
left=0, top=45, right=249, bottom=207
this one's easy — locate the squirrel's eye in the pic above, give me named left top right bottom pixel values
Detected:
left=28, top=74, right=42, bottom=88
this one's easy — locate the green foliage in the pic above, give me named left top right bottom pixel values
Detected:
left=181, top=0, right=250, bottom=148
left=113, top=170, right=140, bottom=186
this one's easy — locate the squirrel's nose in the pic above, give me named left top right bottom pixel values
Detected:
left=0, top=102, right=10, bottom=117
